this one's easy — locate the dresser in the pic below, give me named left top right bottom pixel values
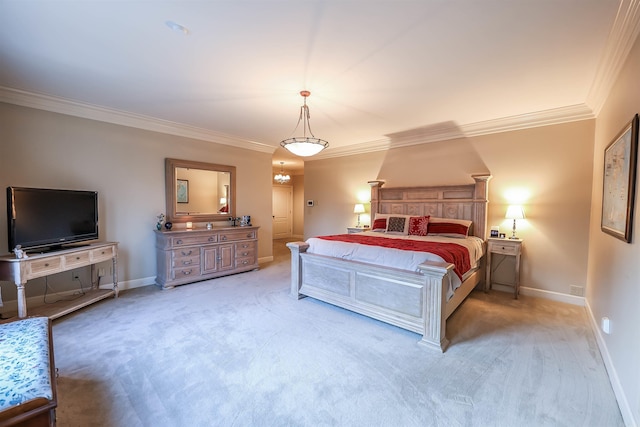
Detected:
left=154, top=226, right=259, bottom=289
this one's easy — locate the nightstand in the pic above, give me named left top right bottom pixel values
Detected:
left=347, top=227, right=368, bottom=234
left=485, top=238, right=523, bottom=299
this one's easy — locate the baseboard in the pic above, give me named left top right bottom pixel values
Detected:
left=518, top=285, right=585, bottom=306
left=585, top=300, right=636, bottom=427
left=259, top=255, right=274, bottom=264
left=98, top=276, right=155, bottom=292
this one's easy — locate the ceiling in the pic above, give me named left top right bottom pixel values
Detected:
left=0, top=1, right=637, bottom=175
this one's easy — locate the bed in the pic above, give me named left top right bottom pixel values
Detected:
left=287, top=174, right=491, bottom=352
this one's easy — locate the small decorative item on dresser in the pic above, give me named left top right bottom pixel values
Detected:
left=156, top=213, right=165, bottom=230
left=164, top=222, right=172, bottom=230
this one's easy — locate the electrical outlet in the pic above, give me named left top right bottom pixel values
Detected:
left=72, top=270, right=80, bottom=280
left=98, top=268, right=106, bottom=277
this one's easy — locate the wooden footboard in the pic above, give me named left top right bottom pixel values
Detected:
left=287, top=241, right=470, bottom=352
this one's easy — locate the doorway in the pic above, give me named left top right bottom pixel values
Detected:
left=272, top=185, right=293, bottom=239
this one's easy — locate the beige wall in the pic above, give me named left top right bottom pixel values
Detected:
left=587, top=30, right=640, bottom=425
left=0, top=103, right=274, bottom=304
left=305, top=119, right=595, bottom=298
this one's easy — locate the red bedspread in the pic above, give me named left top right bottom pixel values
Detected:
left=317, top=234, right=471, bottom=280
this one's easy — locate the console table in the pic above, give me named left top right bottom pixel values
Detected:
left=0, top=242, right=118, bottom=319
left=155, top=226, right=258, bottom=289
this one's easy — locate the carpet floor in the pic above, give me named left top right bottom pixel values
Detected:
left=51, top=239, right=623, bottom=426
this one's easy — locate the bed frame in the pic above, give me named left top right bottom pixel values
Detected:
left=287, top=174, right=491, bottom=352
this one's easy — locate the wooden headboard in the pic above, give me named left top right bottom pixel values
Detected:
left=368, top=174, right=492, bottom=240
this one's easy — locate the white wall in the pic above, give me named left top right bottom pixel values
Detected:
left=0, top=103, right=274, bottom=305
left=587, top=29, right=640, bottom=426
left=305, top=119, right=595, bottom=300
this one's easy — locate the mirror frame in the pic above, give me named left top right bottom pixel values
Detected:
left=165, top=158, right=236, bottom=223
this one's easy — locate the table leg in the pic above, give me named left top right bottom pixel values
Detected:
left=16, top=282, right=27, bottom=318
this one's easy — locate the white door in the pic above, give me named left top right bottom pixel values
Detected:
left=272, top=185, right=292, bottom=239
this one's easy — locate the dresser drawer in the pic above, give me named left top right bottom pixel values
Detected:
left=172, top=266, right=200, bottom=280
left=29, top=258, right=62, bottom=276
left=219, top=229, right=257, bottom=242
left=235, top=256, right=256, bottom=268
left=171, top=234, right=218, bottom=247
left=490, top=243, right=518, bottom=255
left=90, top=245, right=116, bottom=262
left=235, top=241, right=256, bottom=257
left=172, top=253, right=200, bottom=268
left=64, top=251, right=90, bottom=268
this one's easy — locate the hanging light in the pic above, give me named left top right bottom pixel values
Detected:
left=274, top=162, right=291, bottom=184
left=280, top=90, right=329, bottom=157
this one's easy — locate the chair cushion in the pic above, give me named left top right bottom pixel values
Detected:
left=0, top=317, right=53, bottom=410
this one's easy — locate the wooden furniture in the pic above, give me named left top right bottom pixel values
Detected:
left=0, top=242, right=118, bottom=319
left=288, top=175, right=491, bottom=352
left=346, top=227, right=368, bottom=234
left=155, top=226, right=259, bottom=289
left=0, top=317, right=57, bottom=427
left=485, top=238, right=523, bottom=299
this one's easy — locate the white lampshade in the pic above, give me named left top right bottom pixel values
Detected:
left=353, top=203, right=365, bottom=214
left=505, top=205, right=525, bottom=239
left=505, top=205, right=525, bottom=220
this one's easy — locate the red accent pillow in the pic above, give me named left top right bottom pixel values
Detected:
left=428, top=220, right=471, bottom=238
left=372, top=217, right=387, bottom=231
left=409, top=216, right=430, bottom=236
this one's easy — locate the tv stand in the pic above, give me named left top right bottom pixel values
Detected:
left=0, top=242, right=118, bottom=319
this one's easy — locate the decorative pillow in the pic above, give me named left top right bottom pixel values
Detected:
left=409, top=216, right=430, bottom=236
left=428, top=217, right=472, bottom=238
left=386, top=216, right=409, bottom=235
left=372, top=217, right=387, bottom=231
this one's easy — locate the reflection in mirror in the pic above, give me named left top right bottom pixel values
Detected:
left=165, top=158, right=236, bottom=223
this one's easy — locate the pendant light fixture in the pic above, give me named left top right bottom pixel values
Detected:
left=274, top=162, right=291, bottom=184
left=280, top=90, right=329, bottom=157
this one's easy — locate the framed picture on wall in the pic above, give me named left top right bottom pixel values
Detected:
left=601, top=113, right=639, bottom=243
left=176, top=179, right=189, bottom=203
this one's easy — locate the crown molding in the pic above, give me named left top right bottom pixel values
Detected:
left=0, top=87, right=596, bottom=160
left=312, top=104, right=595, bottom=159
left=0, top=86, right=275, bottom=154
left=587, top=0, right=640, bottom=115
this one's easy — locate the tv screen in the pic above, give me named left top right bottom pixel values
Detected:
left=7, top=187, right=99, bottom=252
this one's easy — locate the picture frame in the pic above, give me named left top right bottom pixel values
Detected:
left=499, top=233, right=506, bottom=239
left=601, top=114, right=639, bottom=243
left=176, top=179, right=189, bottom=204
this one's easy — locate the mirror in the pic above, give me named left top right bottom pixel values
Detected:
left=165, top=158, right=236, bottom=223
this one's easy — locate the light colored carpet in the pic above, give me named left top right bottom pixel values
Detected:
left=51, top=239, right=623, bottom=426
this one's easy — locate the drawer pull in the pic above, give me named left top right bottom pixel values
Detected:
left=241, top=244, right=248, bottom=248
left=501, top=246, right=506, bottom=250
left=176, top=239, right=183, bottom=244
left=181, top=250, right=193, bottom=256
left=76, top=256, right=81, bottom=260
left=246, top=233, right=253, bottom=238
left=182, top=260, right=192, bottom=265
left=241, top=252, right=248, bottom=256
left=220, top=236, right=227, bottom=241
left=241, top=260, right=249, bottom=265
left=44, top=263, right=49, bottom=267
left=182, top=270, right=192, bottom=275
left=216, top=256, right=221, bottom=261
left=101, top=251, right=105, bottom=255
left=208, top=237, right=216, bottom=242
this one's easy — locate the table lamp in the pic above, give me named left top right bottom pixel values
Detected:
left=505, top=205, right=525, bottom=239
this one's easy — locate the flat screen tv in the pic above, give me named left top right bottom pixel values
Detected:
left=7, top=187, right=99, bottom=253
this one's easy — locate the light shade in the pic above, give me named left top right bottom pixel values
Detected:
left=280, top=91, right=329, bottom=157
left=274, top=161, right=291, bottom=184
left=353, top=203, right=365, bottom=214
left=505, top=205, right=525, bottom=220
